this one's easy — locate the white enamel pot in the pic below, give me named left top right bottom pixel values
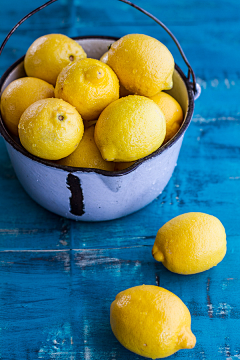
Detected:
left=0, top=2, right=200, bottom=222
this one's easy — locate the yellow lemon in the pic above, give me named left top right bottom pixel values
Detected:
left=99, top=51, right=109, bottom=64
left=152, top=212, right=227, bottom=275
left=119, top=83, right=134, bottom=98
left=0, top=77, right=54, bottom=136
left=114, top=161, right=135, bottom=171
left=94, top=95, right=166, bottom=162
left=24, top=34, right=87, bottom=85
left=57, top=126, right=114, bottom=171
left=150, top=92, right=183, bottom=144
left=100, top=51, right=133, bottom=98
left=55, top=58, right=119, bottom=121
left=107, top=34, right=174, bottom=97
left=83, top=120, right=97, bottom=129
left=18, top=98, right=84, bottom=160
left=110, top=285, right=196, bottom=359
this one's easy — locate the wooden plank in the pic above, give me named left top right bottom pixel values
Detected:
left=0, top=248, right=238, bottom=359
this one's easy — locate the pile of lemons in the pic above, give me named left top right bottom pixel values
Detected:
left=0, top=33, right=183, bottom=171
left=1, top=34, right=227, bottom=359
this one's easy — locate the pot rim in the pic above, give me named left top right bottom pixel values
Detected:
left=0, top=35, right=194, bottom=177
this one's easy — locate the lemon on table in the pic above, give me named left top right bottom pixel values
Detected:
left=110, top=285, right=196, bottom=359
left=100, top=51, right=133, bottom=98
left=94, top=95, right=166, bottom=162
left=152, top=212, right=227, bottom=275
left=150, top=92, right=184, bottom=144
left=24, top=34, right=87, bottom=85
left=55, top=58, right=119, bottom=121
left=0, top=77, right=54, bottom=136
left=107, top=34, right=174, bottom=97
left=57, top=126, right=114, bottom=171
left=18, top=98, right=84, bottom=160
left=114, top=161, right=135, bottom=171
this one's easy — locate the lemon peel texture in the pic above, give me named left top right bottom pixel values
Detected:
left=18, top=98, right=84, bottom=160
left=110, top=285, right=196, bottom=359
left=107, top=34, right=174, bottom=97
left=152, top=212, right=227, bottom=275
left=94, top=95, right=166, bottom=162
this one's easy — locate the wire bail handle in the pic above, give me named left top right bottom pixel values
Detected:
left=0, top=0, right=200, bottom=100
left=119, top=0, right=200, bottom=100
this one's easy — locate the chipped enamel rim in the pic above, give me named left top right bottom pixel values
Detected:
left=0, top=35, right=195, bottom=177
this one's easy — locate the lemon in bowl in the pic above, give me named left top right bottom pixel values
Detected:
left=18, top=98, right=84, bottom=160
left=94, top=95, right=166, bottom=162
left=57, top=125, right=114, bottom=171
left=55, top=58, right=119, bottom=121
left=150, top=91, right=184, bottom=144
left=0, top=36, right=196, bottom=221
left=24, top=34, right=87, bottom=85
left=107, top=34, right=174, bottom=97
left=0, top=77, right=54, bottom=136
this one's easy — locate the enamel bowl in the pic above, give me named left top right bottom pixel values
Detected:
left=0, top=36, right=196, bottom=221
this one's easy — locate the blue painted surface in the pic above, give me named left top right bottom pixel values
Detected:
left=0, top=0, right=240, bottom=359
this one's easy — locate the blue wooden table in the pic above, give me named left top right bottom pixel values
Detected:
left=0, top=0, right=240, bottom=359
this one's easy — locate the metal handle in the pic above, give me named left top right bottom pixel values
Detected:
left=0, top=0, right=57, bottom=59
left=119, top=0, right=200, bottom=98
left=0, top=0, right=200, bottom=99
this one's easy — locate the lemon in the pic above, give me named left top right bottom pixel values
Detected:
left=83, top=120, right=97, bottom=129
left=57, top=126, right=114, bottom=171
left=24, top=34, right=87, bottom=85
left=107, top=34, right=174, bottom=97
left=114, top=161, right=135, bottom=171
left=152, top=212, right=227, bottom=275
left=0, top=77, right=54, bottom=136
left=99, top=51, right=109, bottom=64
left=55, top=58, right=119, bottom=121
left=18, top=98, right=84, bottom=160
left=100, top=51, right=133, bottom=97
left=94, top=95, right=166, bottom=162
left=110, top=285, right=196, bottom=359
left=119, top=83, right=134, bottom=98
left=150, top=92, right=183, bottom=144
